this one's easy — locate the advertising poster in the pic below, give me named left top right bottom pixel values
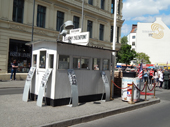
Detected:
left=122, top=78, right=141, bottom=102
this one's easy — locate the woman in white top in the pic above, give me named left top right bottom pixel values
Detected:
left=153, top=70, right=159, bottom=86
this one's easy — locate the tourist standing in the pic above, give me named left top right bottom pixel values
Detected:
left=10, top=60, right=18, bottom=81
left=159, top=69, right=163, bottom=88
left=163, top=69, right=170, bottom=89
left=143, top=69, right=149, bottom=83
left=149, top=68, right=154, bottom=85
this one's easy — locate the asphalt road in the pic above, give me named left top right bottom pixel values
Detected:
left=0, top=88, right=23, bottom=95
left=71, top=90, right=170, bottom=127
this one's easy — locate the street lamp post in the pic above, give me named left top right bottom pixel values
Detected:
left=31, top=0, right=35, bottom=41
left=111, top=0, right=118, bottom=99
left=81, top=0, right=84, bottom=32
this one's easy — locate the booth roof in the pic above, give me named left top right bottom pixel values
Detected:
left=26, top=40, right=118, bottom=52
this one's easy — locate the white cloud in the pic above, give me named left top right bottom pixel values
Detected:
left=123, top=0, right=170, bottom=20
left=121, top=24, right=131, bottom=36
left=131, top=14, right=170, bottom=26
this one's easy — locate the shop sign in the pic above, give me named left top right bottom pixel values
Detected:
left=10, top=52, right=31, bottom=58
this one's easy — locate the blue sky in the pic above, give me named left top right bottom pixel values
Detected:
left=121, top=0, right=170, bottom=37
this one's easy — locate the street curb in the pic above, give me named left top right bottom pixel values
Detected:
left=40, top=98, right=160, bottom=127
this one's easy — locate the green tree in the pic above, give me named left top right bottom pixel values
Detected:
left=121, top=36, right=128, bottom=45
left=117, top=44, right=137, bottom=65
left=136, top=52, right=151, bottom=64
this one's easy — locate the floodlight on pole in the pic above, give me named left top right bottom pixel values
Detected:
left=57, top=20, right=74, bottom=41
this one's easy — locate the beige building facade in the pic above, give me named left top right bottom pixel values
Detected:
left=0, top=0, right=123, bottom=80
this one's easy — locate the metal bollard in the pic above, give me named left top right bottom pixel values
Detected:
left=145, top=81, right=148, bottom=101
left=128, top=82, right=135, bottom=104
left=152, top=80, right=156, bottom=99
left=110, top=80, right=114, bottom=100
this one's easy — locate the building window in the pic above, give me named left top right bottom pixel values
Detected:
left=88, top=0, right=93, bottom=5
left=132, top=42, right=135, bottom=46
left=103, top=59, right=109, bottom=70
left=92, top=58, right=100, bottom=70
left=39, top=51, right=46, bottom=68
left=118, top=0, right=121, bottom=15
left=73, top=16, right=80, bottom=29
left=37, top=5, right=46, bottom=28
left=73, top=57, right=89, bottom=69
left=58, top=55, right=69, bottom=69
left=110, top=26, right=114, bottom=42
left=101, top=0, right=105, bottom=10
left=87, top=20, right=93, bottom=38
left=111, top=0, right=115, bottom=14
left=132, top=36, right=136, bottom=39
left=56, top=11, right=64, bottom=31
left=13, top=0, right=24, bottom=23
left=99, top=24, right=104, bottom=41
left=8, top=39, right=31, bottom=73
left=117, top=27, right=119, bottom=43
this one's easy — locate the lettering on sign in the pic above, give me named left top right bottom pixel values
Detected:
left=10, top=52, right=31, bottom=58
left=26, top=67, right=36, bottom=81
left=41, top=69, right=52, bottom=85
left=63, top=32, right=89, bottom=45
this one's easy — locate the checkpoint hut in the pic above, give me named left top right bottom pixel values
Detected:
left=25, top=39, right=117, bottom=107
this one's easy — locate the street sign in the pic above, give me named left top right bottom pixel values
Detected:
left=37, top=69, right=52, bottom=107
left=67, top=69, right=79, bottom=107
left=23, top=67, right=36, bottom=102
left=63, top=32, right=89, bottom=45
left=101, top=71, right=110, bottom=101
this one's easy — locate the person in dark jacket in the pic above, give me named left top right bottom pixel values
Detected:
left=163, top=69, right=170, bottom=89
left=10, top=60, right=18, bottom=81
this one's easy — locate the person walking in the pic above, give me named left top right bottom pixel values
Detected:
left=10, top=60, right=18, bottom=81
left=163, top=69, right=170, bottom=89
left=143, top=69, right=149, bottom=83
left=159, top=69, right=163, bottom=88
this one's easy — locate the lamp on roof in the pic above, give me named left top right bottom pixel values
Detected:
left=57, top=20, right=74, bottom=41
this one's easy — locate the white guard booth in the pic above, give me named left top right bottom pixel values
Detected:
left=25, top=40, right=116, bottom=107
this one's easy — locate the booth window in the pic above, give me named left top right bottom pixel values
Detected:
left=58, top=55, right=69, bottom=69
left=8, top=39, right=31, bottom=73
left=73, top=58, right=81, bottom=69
left=33, top=55, right=37, bottom=67
left=92, top=58, right=100, bottom=70
left=103, top=59, right=109, bottom=70
left=49, top=54, right=54, bottom=68
left=81, top=58, right=89, bottom=69
left=73, top=57, right=89, bottom=69
left=39, top=51, right=46, bottom=68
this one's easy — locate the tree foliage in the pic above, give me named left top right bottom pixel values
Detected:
left=121, top=36, right=128, bottom=45
left=117, top=44, right=137, bottom=65
left=116, top=36, right=137, bottom=65
left=136, top=52, right=151, bottom=64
